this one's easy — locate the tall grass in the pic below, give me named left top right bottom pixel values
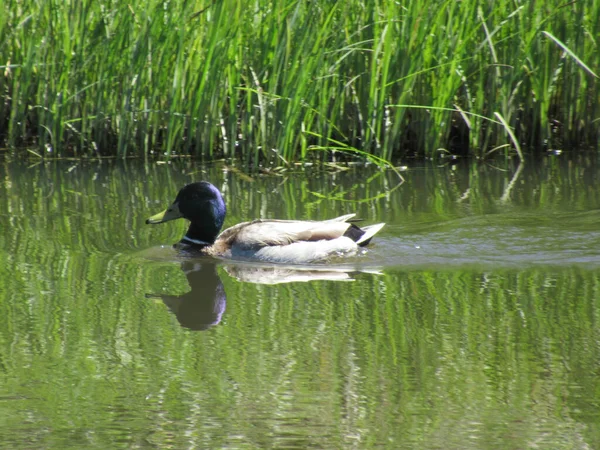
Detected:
left=0, top=0, right=598, bottom=163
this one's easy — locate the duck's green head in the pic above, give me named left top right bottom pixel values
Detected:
left=146, top=182, right=227, bottom=244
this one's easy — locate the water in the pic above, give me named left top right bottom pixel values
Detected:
left=1, top=157, right=599, bottom=449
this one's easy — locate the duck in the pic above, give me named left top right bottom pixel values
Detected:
left=146, top=181, right=385, bottom=264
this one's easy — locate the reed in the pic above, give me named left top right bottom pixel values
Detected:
left=1, top=0, right=598, bottom=163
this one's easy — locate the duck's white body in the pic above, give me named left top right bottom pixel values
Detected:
left=210, top=215, right=385, bottom=264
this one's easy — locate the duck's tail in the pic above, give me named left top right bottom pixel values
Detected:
left=356, top=223, right=385, bottom=246
left=343, top=222, right=385, bottom=246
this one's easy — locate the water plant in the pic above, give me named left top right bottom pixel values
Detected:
left=0, top=0, right=598, bottom=163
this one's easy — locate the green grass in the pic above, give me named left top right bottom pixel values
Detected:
left=0, top=0, right=598, bottom=163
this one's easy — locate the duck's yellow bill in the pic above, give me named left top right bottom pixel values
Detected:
left=146, top=202, right=183, bottom=224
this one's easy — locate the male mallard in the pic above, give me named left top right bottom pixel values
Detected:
left=146, top=182, right=385, bottom=264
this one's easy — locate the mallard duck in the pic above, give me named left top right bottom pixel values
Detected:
left=146, top=181, right=385, bottom=264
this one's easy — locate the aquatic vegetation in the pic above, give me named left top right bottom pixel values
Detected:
left=0, top=0, right=598, bottom=162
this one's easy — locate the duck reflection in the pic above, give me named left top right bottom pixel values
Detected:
left=222, top=263, right=358, bottom=283
left=148, top=259, right=376, bottom=331
left=146, top=261, right=226, bottom=331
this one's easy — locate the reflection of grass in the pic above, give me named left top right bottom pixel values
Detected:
left=1, top=0, right=597, bottom=162
left=1, top=250, right=599, bottom=446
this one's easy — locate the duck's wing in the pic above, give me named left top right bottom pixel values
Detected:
left=223, top=214, right=358, bottom=250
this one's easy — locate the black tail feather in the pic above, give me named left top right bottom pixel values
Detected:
left=343, top=224, right=371, bottom=246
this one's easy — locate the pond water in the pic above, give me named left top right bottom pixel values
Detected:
left=1, top=156, right=599, bottom=449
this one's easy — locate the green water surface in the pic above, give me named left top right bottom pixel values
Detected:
left=0, top=158, right=599, bottom=449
